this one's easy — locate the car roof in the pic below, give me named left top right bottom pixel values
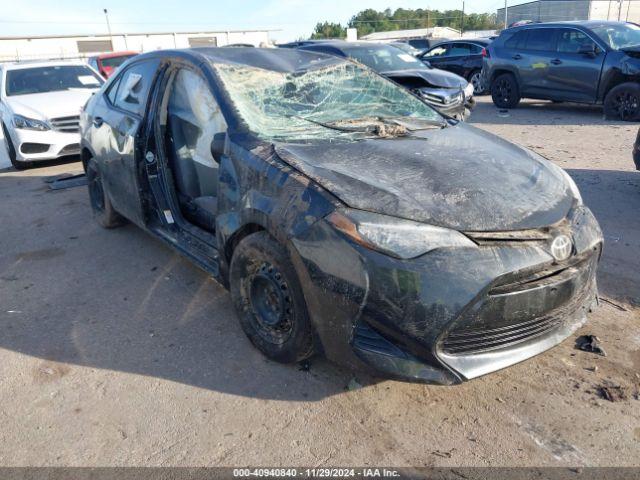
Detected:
left=94, top=51, right=138, bottom=59
left=0, top=59, right=89, bottom=71
left=134, top=47, right=346, bottom=73
left=505, top=20, right=631, bottom=32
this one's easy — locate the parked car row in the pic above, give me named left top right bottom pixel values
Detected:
left=77, top=47, right=602, bottom=384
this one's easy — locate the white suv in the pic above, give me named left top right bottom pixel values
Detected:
left=0, top=60, right=104, bottom=169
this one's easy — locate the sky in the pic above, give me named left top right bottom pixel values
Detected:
left=0, top=0, right=511, bottom=42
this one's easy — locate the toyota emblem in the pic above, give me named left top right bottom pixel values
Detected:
left=550, top=234, right=572, bottom=261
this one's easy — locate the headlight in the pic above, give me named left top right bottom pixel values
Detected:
left=464, top=82, right=474, bottom=98
left=326, top=209, right=477, bottom=259
left=13, top=114, right=49, bottom=131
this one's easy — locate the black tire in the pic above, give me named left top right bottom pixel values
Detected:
left=2, top=123, right=33, bottom=170
left=230, top=231, right=315, bottom=363
left=604, top=82, right=640, bottom=121
left=468, top=69, right=484, bottom=95
left=86, top=157, right=126, bottom=228
left=491, top=73, right=521, bottom=109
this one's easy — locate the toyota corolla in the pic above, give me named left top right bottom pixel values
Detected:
left=80, top=48, right=603, bottom=384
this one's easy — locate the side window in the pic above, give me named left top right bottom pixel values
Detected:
left=113, top=59, right=160, bottom=116
left=469, top=43, right=484, bottom=54
left=424, top=44, right=449, bottom=58
left=106, top=75, right=122, bottom=105
left=557, top=29, right=596, bottom=53
left=448, top=43, right=473, bottom=56
left=523, top=28, right=555, bottom=51
left=504, top=30, right=527, bottom=49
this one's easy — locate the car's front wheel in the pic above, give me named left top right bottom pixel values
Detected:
left=2, top=123, right=32, bottom=170
left=491, top=73, right=520, bottom=109
left=604, top=82, right=640, bottom=121
left=230, top=231, right=315, bottom=363
left=86, top=157, right=125, bottom=228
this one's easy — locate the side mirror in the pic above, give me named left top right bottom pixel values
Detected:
left=210, top=132, right=227, bottom=164
left=422, top=59, right=432, bottom=68
left=578, top=43, right=597, bottom=58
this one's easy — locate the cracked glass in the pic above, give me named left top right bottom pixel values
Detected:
left=212, top=61, right=442, bottom=142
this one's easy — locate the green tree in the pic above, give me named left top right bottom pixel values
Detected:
left=311, top=7, right=499, bottom=38
left=310, top=21, right=346, bottom=39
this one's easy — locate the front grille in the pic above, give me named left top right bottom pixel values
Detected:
left=50, top=115, right=80, bottom=133
left=442, top=312, right=566, bottom=354
left=20, top=142, right=49, bottom=154
left=441, top=252, right=597, bottom=355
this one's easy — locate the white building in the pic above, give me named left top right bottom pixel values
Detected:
left=0, top=29, right=276, bottom=63
left=497, top=0, right=640, bottom=26
left=360, top=27, right=461, bottom=42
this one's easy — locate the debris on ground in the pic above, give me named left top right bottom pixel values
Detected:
left=346, top=378, right=362, bottom=391
left=46, top=173, right=87, bottom=190
left=497, top=109, right=510, bottom=118
left=432, top=448, right=456, bottom=458
left=597, top=381, right=628, bottom=402
left=575, top=335, right=607, bottom=357
left=600, top=297, right=628, bottom=312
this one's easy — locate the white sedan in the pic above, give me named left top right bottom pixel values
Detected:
left=0, top=60, right=104, bottom=169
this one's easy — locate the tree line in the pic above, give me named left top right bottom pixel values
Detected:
left=310, top=8, right=500, bottom=39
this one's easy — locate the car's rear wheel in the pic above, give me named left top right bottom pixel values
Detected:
left=468, top=70, right=484, bottom=95
left=604, top=82, right=640, bottom=121
left=86, top=157, right=126, bottom=228
left=2, top=123, right=32, bottom=170
left=491, top=73, right=520, bottom=109
left=230, top=231, right=315, bottom=363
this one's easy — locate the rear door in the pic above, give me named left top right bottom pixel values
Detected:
left=547, top=27, right=605, bottom=102
left=442, top=42, right=477, bottom=77
left=421, top=43, right=451, bottom=70
left=517, top=27, right=559, bottom=96
left=99, top=58, right=161, bottom=226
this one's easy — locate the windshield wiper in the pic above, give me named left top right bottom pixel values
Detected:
left=292, top=115, right=370, bottom=133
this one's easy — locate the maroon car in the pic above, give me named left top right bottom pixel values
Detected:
left=88, top=51, right=138, bottom=78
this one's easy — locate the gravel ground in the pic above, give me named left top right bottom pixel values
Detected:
left=0, top=96, right=638, bottom=467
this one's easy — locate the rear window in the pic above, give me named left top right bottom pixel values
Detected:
left=5, top=65, right=103, bottom=96
left=504, top=30, right=527, bottom=49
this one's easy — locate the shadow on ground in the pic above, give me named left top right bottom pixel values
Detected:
left=470, top=98, right=634, bottom=127
left=0, top=170, right=356, bottom=403
left=567, top=169, right=640, bottom=306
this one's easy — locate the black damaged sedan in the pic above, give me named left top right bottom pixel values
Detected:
left=80, top=48, right=603, bottom=384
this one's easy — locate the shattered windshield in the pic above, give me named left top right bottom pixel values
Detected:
left=591, top=23, right=640, bottom=50
left=213, top=61, right=441, bottom=142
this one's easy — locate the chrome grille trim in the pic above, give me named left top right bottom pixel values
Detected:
left=50, top=115, right=80, bottom=133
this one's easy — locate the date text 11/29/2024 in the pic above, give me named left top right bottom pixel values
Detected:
left=232, top=468, right=401, bottom=478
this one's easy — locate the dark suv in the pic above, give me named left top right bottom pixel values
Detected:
left=483, top=21, right=640, bottom=120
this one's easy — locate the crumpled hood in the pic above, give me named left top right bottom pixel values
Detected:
left=275, top=123, right=574, bottom=231
left=5, top=89, right=97, bottom=121
left=381, top=68, right=467, bottom=89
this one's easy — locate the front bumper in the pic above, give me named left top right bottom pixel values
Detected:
left=7, top=126, right=81, bottom=163
left=290, top=205, right=602, bottom=384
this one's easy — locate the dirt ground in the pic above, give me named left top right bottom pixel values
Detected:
left=0, top=96, right=638, bottom=467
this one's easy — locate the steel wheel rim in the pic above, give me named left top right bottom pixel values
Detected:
left=247, top=262, right=293, bottom=344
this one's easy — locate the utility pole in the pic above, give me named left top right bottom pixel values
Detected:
left=103, top=8, right=113, bottom=49
left=461, top=1, right=465, bottom=37
left=504, top=0, right=508, bottom=29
